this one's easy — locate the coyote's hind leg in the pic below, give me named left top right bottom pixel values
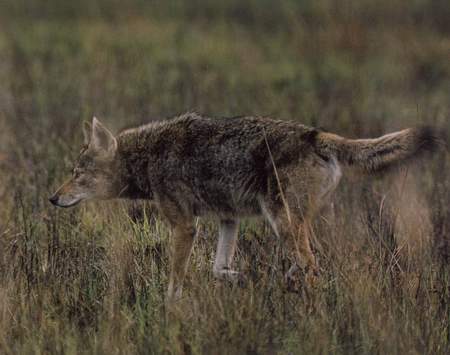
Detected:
left=293, top=220, right=317, bottom=272
left=213, top=219, right=241, bottom=282
left=167, top=222, right=196, bottom=302
left=279, top=218, right=319, bottom=291
left=260, top=198, right=318, bottom=286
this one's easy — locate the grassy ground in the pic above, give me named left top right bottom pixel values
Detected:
left=0, top=1, right=449, bottom=353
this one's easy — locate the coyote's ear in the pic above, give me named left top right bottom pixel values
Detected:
left=83, top=121, right=92, bottom=146
left=91, top=117, right=117, bottom=156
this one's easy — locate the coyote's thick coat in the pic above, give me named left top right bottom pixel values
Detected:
left=50, top=113, right=441, bottom=300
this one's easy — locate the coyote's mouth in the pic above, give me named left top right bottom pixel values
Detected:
left=57, top=199, right=83, bottom=208
left=49, top=196, right=83, bottom=208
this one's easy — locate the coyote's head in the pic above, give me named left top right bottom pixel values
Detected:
left=49, top=117, right=119, bottom=208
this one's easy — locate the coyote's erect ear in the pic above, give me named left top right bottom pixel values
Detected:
left=83, top=121, right=92, bottom=146
left=91, top=117, right=117, bottom=156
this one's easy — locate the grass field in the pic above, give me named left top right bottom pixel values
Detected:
left=0, top=1, right=449, bottom=353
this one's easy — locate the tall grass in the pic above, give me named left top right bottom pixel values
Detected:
left=0, top=1, right=449, bottom=353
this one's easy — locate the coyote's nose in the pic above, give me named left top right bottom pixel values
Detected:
left=49, top=195, right=59, bottom=206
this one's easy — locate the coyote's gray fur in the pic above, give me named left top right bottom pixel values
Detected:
left=49, top=113, right=441, bottom=301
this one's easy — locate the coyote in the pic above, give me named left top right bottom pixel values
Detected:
left=49, top=113, right=441, bottom=300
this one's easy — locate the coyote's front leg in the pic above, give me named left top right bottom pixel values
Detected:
left=213, top=219, right=241, bottom=282
left=167, top=222, right=196, bottom=302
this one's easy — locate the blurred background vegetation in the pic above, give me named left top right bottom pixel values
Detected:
left=0, top=1, right=449, bottom=354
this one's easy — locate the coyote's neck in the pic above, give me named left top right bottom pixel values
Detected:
left=114, top=133, right=154, bottom=200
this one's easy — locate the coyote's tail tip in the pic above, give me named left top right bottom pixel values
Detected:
left=412, top=126, right=446, bottom=153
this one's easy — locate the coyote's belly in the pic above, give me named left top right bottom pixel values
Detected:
left=151, top=151, right=337, bottom=219
left=175, top=154, right=342, bottom=219
left=170, top=173, right=266, bottom=219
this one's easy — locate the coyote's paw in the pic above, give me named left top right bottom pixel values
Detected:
left=213, top=268, right=245, bottom=286
left=284, top=264, right=321, bottom=293
left=284, top=271, right=302, bottom=293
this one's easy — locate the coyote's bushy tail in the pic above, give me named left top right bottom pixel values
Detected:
left=315, top=127, right=444, bottom=174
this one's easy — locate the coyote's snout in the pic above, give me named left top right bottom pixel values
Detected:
left=50, top=113, right=443, bottom=302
